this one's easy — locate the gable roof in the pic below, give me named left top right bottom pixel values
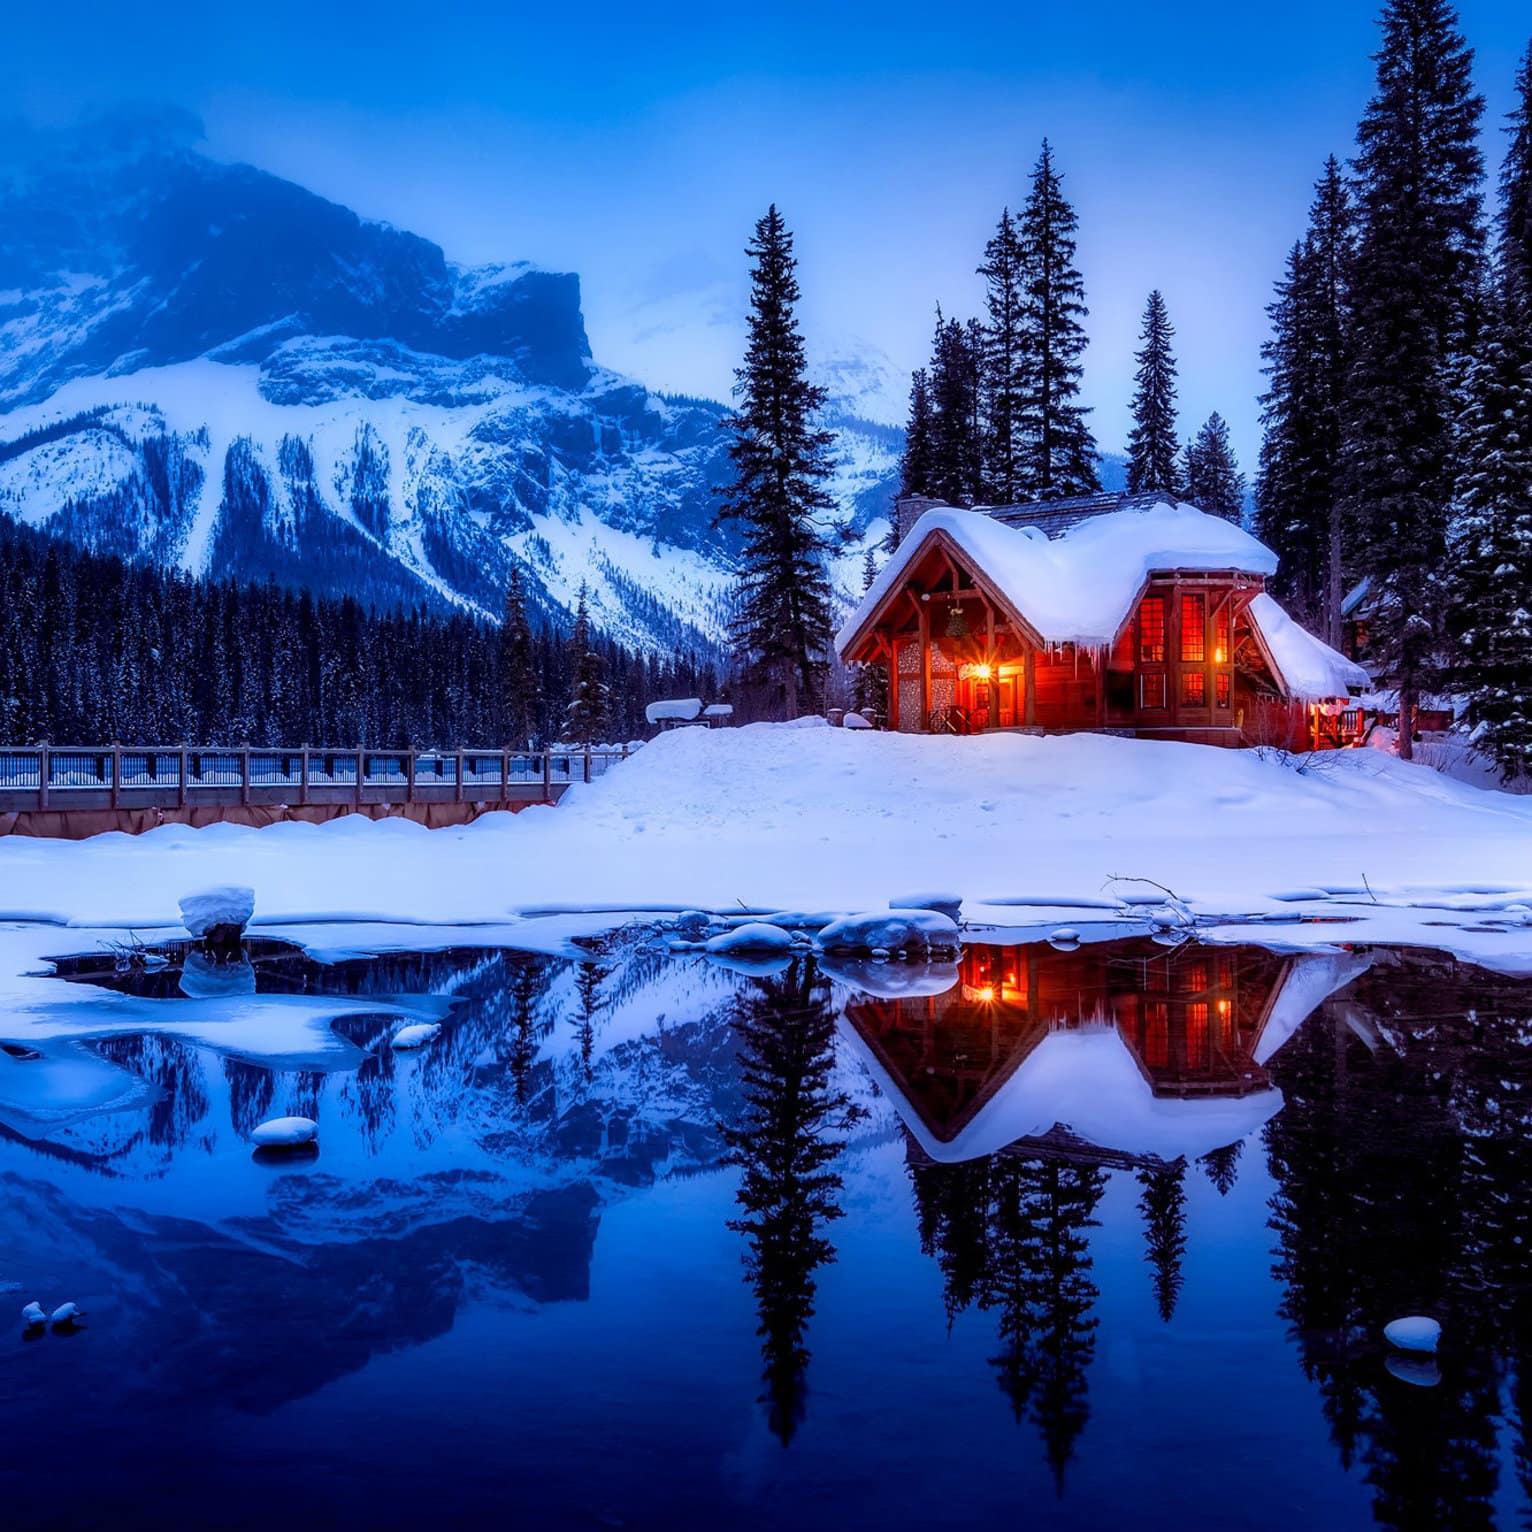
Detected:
left=839, top=498, right=1278, bottom=654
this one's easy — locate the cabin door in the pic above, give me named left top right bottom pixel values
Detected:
left=967, top=677, right=1017, bottom=730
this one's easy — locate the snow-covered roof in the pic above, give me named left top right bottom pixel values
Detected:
left=702, top=703, right=734, bottom=718
left=1246, top=593, right=1369, bottom=700
left=645, top=697, right=703, bottom=723
left=836, top=500, right=1279, bottom=654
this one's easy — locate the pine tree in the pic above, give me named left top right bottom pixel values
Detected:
left=498, top=565, right=541, bottom=747
left=1340, top=0, right=1485, bottom=759
left=1255, top=158, right=1358, bottom=642
left=1181, top=412, right=1246, bottom=523
left=561, top=583, right=611, bottom=743
left=1447, top=45, right=1532, bottom=781
left=977, top=208, right=1027, bottom=502
left=1125, top=290, right=1179, bottom=494
left=898, top=367, right=936, bottom=502
left=717, top=205, right=837, bottom=718
left=927, top=310, right=984, bottom=506
left=851, top=546, right=888, bottom=719
left=1016, top=140, right=1099, bottom=497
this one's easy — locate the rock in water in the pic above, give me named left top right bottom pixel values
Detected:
left=21, top=1301, right=46, bottom=1327
left=817, top=910, right=961, bottom=959
left=179, top=886, right=256, bottom=948
left=50, top=1302, right=83, bottom=1327
left=704, top=923, right=795, bottom=956
left=252, top=1116, right=319, bottom=1149
left=1385, top=1354, right=1441, bottom=1388
left=390, top=1023, right=443, bottom=1050
left=1384, top=1315, right=1441, bottom=1354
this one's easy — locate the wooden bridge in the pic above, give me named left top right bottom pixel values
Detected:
left=0, top=743, right=634, bottom=838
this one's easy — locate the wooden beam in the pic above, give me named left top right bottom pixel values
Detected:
left=1024, top=646, right=1037, bottom=727
left=918, top=604, right=932, bottom=728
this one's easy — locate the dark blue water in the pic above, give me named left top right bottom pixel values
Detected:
left=1, top=933, right=1529, bottom=1530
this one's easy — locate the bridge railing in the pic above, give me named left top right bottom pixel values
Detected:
left=0, top=743, right=634, bottom=813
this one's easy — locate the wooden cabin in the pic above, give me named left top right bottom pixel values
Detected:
left=837, top=492, right=1368, bottom=750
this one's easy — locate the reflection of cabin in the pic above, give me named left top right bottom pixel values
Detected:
left=836, top=493, right=1367, bottom=750
left=837, top=937, right=1369, bottom=1165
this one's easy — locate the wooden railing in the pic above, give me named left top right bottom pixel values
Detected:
left=0, top=743, right=634, bottom=815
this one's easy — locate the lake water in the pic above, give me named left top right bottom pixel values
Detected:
left=2, top=930, right=1529, bottom=1530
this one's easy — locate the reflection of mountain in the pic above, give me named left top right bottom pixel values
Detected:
left=1264, top=949, right=1532, bottom=1531
left=838, top=937, right=1368, bottom=1167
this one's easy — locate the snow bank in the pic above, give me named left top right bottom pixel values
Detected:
left=3, top=726, right=1532, bottom=970
left=704, top=922, right=795, bottom=956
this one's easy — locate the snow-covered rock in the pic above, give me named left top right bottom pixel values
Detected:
left=252, top=1116, right=319, bottom=1149
left=843, top=712, right=874, bottom=730
left=670, top=911, right=712, bottom=939
left=704, top=923, right=795, bottom=957
left=50, top=1302, right=83, bottom=1326
left=21, top=1301, right=45, bottom=1327
left=817, top=909, right=962, bottom=958
left=390, top=1022, right=443, bottom=1050
left=1384, top=1315, right=1441, bottom=1354
left=889, top=892, right=963, bottom=922
left=178, top=886, right=254, bottom=941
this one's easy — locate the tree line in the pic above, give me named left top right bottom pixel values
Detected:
left=1255, top=8, right=1532, bottom=776
left=0, top=511, right=719, bottom=747
left=895, top=144, right=1246, bottom=524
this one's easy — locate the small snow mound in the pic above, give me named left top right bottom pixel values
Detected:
left=705, top=922, right=795, bottom=956
left=781, top=715, right=830, bottom=729
left=179, top=885, right=255, bottom=939
left=391, top=1022, right=443, bottom=1050
left=252, top=1115, right=318, bottom=1148
left=50, top=1303, right=83, bottom=1327
left=1384, top=1316, right=1441, bottom=1354
left=818, top=909, right=961, bottom=958
left=890, top=891, right=963, bottom=922
left=671, top=910, right=712, bottom=939
left=842, top=712, right=874, bottom=730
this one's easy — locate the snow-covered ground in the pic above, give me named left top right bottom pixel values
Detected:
left=4, top=725, right=1532, bottom=973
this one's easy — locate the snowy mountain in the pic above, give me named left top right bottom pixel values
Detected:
left=0, top=109, right=900, bottom=654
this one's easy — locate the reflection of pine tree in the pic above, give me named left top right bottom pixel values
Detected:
left=573, top=959, right=609, bottom=1080
left=1263, top=956, right=1532, bottom=1527
left=910, top=1156, right=994, bottom=1325
left=721, top=956, right=847, bottom=1445
left=911, top=1150, right=1104, bottom=1484
left=223, top=1056, right=274, bottom=1140
left=1137, top=1161, right=1188, bottom=1322
left=507, top=959, right=541, bottom=1104
left=1199, top=1140, right=1243, bottom=1196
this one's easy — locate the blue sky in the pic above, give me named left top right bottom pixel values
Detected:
left=8, top=0, right=1530, bottom=463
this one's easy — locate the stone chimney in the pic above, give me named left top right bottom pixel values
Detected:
left=895, top=494, right=946, bottom=543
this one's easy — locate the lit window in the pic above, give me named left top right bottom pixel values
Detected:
left=1182, top=671, right=1206, bottom=705
left=1139, top=596, right=1166, bottom=663
left=1186, top=1001, right=1210, bottom=1067
left=1145, top=1002, right=1169, bottom=1069
left=1181, top=594, right=1206, bottom=662
left=1216, top=672, right=1231, bottom=708
left=1214, top=604, right=1230, bottom=664
left=1140, top=673, right=1167, bottom=709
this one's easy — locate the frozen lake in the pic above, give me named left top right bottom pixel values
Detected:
left=1, top=929, right=1529, bottom=1529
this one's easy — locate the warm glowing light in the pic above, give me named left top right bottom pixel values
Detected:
left=977, top=986, right=996, bottom=1002
left=974, top=663, right=993, bottom=680
left=1217, top=999, right=1231, bottom=1016
left=1214, top=646, right=1227, bottom=663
